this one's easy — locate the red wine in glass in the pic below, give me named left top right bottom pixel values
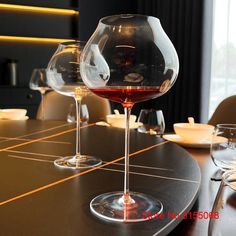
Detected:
left=91, top=86, right=162, bottom=108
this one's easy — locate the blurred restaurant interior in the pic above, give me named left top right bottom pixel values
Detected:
left=0, top=0, right=221, bottom=129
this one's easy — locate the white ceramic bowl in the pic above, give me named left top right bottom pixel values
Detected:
left=106, top=114, right=136, bottom=128
left=173, top=123, right=214, bottom=142
left=0, top=109, right=27, bottom=120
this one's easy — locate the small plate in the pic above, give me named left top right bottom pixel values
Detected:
left=110, top=122, right=142, bottom=129
left=163, top=134, right=226, bottom=148
left=0, top=116, right=29, bottom=121
left=96, top=121, right=142, bottom=129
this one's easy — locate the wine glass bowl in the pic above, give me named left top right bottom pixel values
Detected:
left=80, top=14, right=179, bottom=222
left=137, top=109, right=165, bottom=135
left=29, top=68, right=51, bottom=120
left=29, top=68, right=50, bottom=94
left=81, top=14, right=179, bottom=106
left=211, top=124, right=236, bottom=171
left=47, top=41, right=87, bottom=97
left=47, top=41, right=102, bottom=169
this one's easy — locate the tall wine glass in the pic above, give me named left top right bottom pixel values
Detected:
left=80, top=14, right=179, bottom=222
left=47, top=41, right=102, bottom=169
left=29, top=68, right=51, bottom=120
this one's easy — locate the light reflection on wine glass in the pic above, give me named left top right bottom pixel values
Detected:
left=81, top=14, right=179, bottom=222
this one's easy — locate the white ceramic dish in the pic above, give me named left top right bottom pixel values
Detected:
left=0, top=109, right=27, bottom=120
left=163, top=134, right=226, bottom=149
left=173, top=123, right=214, bottom=143
left=106, top=114, right=137, bottom=127
left=110, top=121, right=142, bottom=129
left=0, top=115, right=29, bottom=121
left=96, top=121, right=142, bottom=129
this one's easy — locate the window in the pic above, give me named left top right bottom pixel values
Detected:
left=209, top=0, right=236, bottom=118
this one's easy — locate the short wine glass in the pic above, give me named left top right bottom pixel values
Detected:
left=29, top=68, right=51, bottom=120
left=211, top=124, right=236, bottom=180
left=80, top=14, right=179, bottom=222
left=137, top=109, right=165, bottom=136
left=47, top=41, right=102, bottom=169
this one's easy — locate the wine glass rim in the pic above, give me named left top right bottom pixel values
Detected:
left=99, top=14, right=160, bottom=27
left=216, top=124, right=236, bottom=129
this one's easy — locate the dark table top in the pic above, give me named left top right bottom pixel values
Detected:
left=0, top=120, right=219, bottom=236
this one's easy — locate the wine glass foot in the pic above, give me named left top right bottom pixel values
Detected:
left=90, top=191, right=163, bottom=222
left=54, top=155, right=102, bottom=169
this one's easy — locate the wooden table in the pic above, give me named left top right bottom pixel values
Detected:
left=0, top=120, right=219, bottom=235
left=170, top=148, right=221, bottom=236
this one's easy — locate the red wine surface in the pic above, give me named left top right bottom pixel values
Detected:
left=90, top=87, right=161, bottom=106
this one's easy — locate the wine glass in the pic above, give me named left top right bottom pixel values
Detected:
left=29, top=68, right=51, bottom=120
left=47, top=41, right=102, bottom=169
left=137, top=109, right=165, bottom=135
left=211, top=124, right=236, bottom=180
left=80, top=14, right=179, bottom=222
left=208, top=170, right=236, bottom=235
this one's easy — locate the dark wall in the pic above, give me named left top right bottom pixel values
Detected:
left=0, top=0, right=79, bottom=117
left=79, top=0, right=138, bottom=41
left=0, top=0, right=78, bottom=87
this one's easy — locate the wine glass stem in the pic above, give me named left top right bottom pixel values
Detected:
left=123, top=106, right=132, bottom=203
left=74, top=96, right=82, bottom=159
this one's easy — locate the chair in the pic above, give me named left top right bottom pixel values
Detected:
left=208, top=95, right=236, bottom=125
left=36, top=91, right=111, bottom=123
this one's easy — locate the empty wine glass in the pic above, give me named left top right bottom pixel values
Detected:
left=208, top=170, right=236, bottom=236
left=29, top=68, right=51, bottom=120
left=47, top=41, right=102, bottom=169
left=80, top=14, right=179, bottom=222
left=137, top=109, right=165, bottom=135
left=211, top=124, right=236, bottom=180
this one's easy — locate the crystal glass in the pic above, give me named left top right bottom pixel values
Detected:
left=29, top=68, right=51, bottom=120
left=80, top=14, right=179, bottom=222
left=47, top=41, right=102, bottom=169
left=137, top=109, right=165, bottom=135
left=208, top=170, right=236, bottom=235
left=211, top=124, right=236, bottom=172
